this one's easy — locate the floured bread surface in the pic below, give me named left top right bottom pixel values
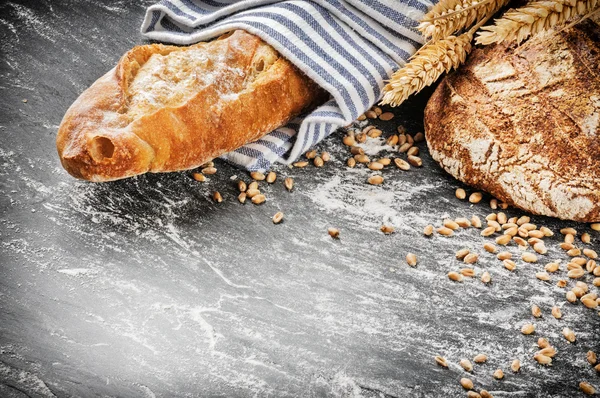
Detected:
left=56, top=30, right=327, bottom=181
left=127, top=41, right=277, bottom=119
left=424, top=18, right=600, bottom=222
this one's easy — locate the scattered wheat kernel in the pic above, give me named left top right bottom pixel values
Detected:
left=356, top=132, right=367, bottom=143
left=407, top=146, right=419, bottom=157
left=534, top=354, right=552, bottom=365
left=532, top=305, right=542, bottom=318
left=362, top=125, right=375, bottom=134
left=192, top=172, right=206, bottom=182
left=380, top=225, right=395, bottom=234
left=342, top=135, right=356, bottom=147
left=456, top=248, right=470, bottom=260
left=455, top=188, right=467, bottom=200
left=444, top=219, right=460, bottom=230
left=467, top=391, right=481, bottom=398
left=567, top=291, right=578, bottom=303
left=236, top=180, right=247, bottom=192
left=246, top=188, right=261, bottom=199
left=212, top=191, right=223, bottom=203
left=580, top=382, right=595, bottom=395
left=521, top=323, right=535, bottom=335
left=587, top=351, right=597, bottom=366
left=448, top=271, right=463, bottom=282
left=561, top=227, right=578, bottom=235
left=565, top=234, right=575, bottom=244
left=513, top=237, right=527, bottom=247
left=414, top=132, right=425, bottom=142
left=272, top=212, right=284, bottom=224
left=437, top=227, right=454, bottom=236
left=484, top=243, right=498, bottom=253
left=567, top=248, right=582, bottom=257
left=386, top=135, right=399, bottom=146
left=528, top=238, right=542, bottom=246
left=516, top=216, right=530, bottom=225
left=423, top=224, right=434, bottom=236
left=557, top=279, right=568, bottom=288
left=328, top=227, right=340, bottom=239
left=545, top=262, right=560, bottom=273
left=238, top=192, right=247, bottom=204
left=357, top=114, right=366, bottom=121
left=377, top=158, right=391, bottom=166
left=593, top=277, right=600, bottom=287
left=469, top=192, right=483, bottom=204
left=347, top=158, right=356, bottom=168
left=355, top=154, right=370, bottom=164
left=591, top=223, right=600, bottom=231
left=521, top=252, right=537, bottom=263
left=305, top=150, right=317, bottom=159
left=367, top=128, right=382, bottom=138
left=584, top=249, right=598, bottom=259
left=367, top=162, right=384, bottom=171
left=582, top=298, right=598, bottom=309
left=293, top=161, right=309, bottom=168
left=586, top=259, right=597, bottom=273
left=480, top=390, right=493, bottom=398
left=368, top=175, right=384, bottom=185
left=435, top=356, right=448, bottom=368
left=379, top=111, right=394, bottom=121
left=539, top=226, right=553, bottom=236
left=266, top=171, right=277, bottom=183
left=471, top=216, right=482, bottom=228
left=563, top=328, right=576, bottom=343
left=398, top=142, right=412, bottom=153
left=454, top=218, right=471, bottom=228
left=505, top=227, right=518, bottom=237
left=538, top=346, right=557, bottom=358
left=250, top=171, right=265, bottom=181
left=568, top=269, right=585, bottom=279
left=464, top=253, right=478, bottom=264
left=366, top=110, right=378, bottom=119
left=497, top=212, right=507, bottom=224
left=460, top=359, right=473, bottom=372
left=511, top=359, right=521, bottom=373
left=407, top=155, right=422, bottom=167
left=284, top=177, right=294, bottom=191
left=251, top=194, right=266, bottom=205
left=578, top=283, right=591, bottom=293
left=504, top=260, right=516, bottom=271
left=551, top=306, right=562, bottom=319
left=582, top=233, right=591, bottom=244
left=500, top=203, right=509, bottom=210
left=373, top=107, right=382, bottom=116
left=572, top=286, right=585, bottom=298
left=497, top=252, right=512, bottom=260
left=493, top=369, right=504, bottom=380
left=406, top=253, right=418, bottom=267
left=473, top=354, right=487, bottom=363
left=496, top=235, right=512, bottom=245
left=481, top=226, right=496, bottom=237
left=490, top=198, right=498, bottom=209
left=460, top=268, right=476, bottom=277
left=533, top=242, right=547, bottom=254
left=595, top=266, right=600, bottom=276
left=536, top=272, right=550, bottom=281
left=486, top=213, right=497, bottom=222
left=312, top=156, right=324, bottom=168
left=460, top=378, right=474, bottom=390
left=202, top=167, right=217, bottom=175
left=481, top=271, right=491, bottom=284
left=560, top=243, right=575, bottom=252
left=538, top=337, right=549, bottom=348
left=502, top=223, right=518, bottom=230
left=521, top=223, right=537, bottom=231
left=393, top=158, right=410, bottom=170
left=350, top=146, right=364, bottom=155
left=517, top=227, right=529, bottom=238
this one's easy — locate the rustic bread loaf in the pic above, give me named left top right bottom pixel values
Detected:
left=57, top=30, right=327, bottom=182
left=424, top=18, right=600, bottom=222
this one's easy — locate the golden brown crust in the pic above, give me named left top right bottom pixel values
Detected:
left=425, top=20, right=600, bottom=222
left=57, top=30, right=327, bottom=181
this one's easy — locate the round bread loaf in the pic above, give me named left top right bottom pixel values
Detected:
left=424, top=17, right=600, bottom=222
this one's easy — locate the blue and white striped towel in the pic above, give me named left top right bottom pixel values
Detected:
left=141, top=0, right=434, bottom=171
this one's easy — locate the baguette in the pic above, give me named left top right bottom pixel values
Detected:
left=57, top=30, right=327, bottom=182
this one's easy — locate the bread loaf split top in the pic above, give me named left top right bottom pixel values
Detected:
left=57, top=30, right=326, bottom=181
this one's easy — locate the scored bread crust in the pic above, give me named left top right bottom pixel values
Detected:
left=425, top=19, right=600, bottom=222
left=57, top=30, right=327, bottom=182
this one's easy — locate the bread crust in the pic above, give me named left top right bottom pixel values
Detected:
left=57, top=30, right=326, bottom=181
left=425, top=20, right=600, bottom=222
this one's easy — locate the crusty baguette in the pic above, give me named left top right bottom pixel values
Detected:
left=57, top=30, right=327, bottom=182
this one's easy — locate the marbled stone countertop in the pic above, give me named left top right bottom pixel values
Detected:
left=0, top=1, right=598, bottom=397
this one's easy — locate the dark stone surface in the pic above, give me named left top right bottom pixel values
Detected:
left=0, top=1, right=598, bottom=397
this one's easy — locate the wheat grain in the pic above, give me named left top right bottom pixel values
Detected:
left=419, top=0, right=510, bottom=40
left=476, top=0, right=599, bottom=45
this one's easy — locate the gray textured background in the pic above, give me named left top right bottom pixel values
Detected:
left=1, top=1, right=598, bottom=397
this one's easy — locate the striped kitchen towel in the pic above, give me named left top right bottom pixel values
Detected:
left=141, top=0, right=434, bottom=171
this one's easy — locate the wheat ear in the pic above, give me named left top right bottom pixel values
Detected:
left=380, top=29, right=476, bottom=107
left=419, top=0, right=510, bottom=40
left=476, top=0, right=599, bottom=44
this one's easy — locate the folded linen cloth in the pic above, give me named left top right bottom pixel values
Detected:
left=141, top=0, right=434, bottom=171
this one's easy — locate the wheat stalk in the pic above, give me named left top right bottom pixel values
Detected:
left=380, top=28, right=476, bottom=107
left=419, top=0, right=510, bottom=40
left=476, top=0, right=599, bottom=44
